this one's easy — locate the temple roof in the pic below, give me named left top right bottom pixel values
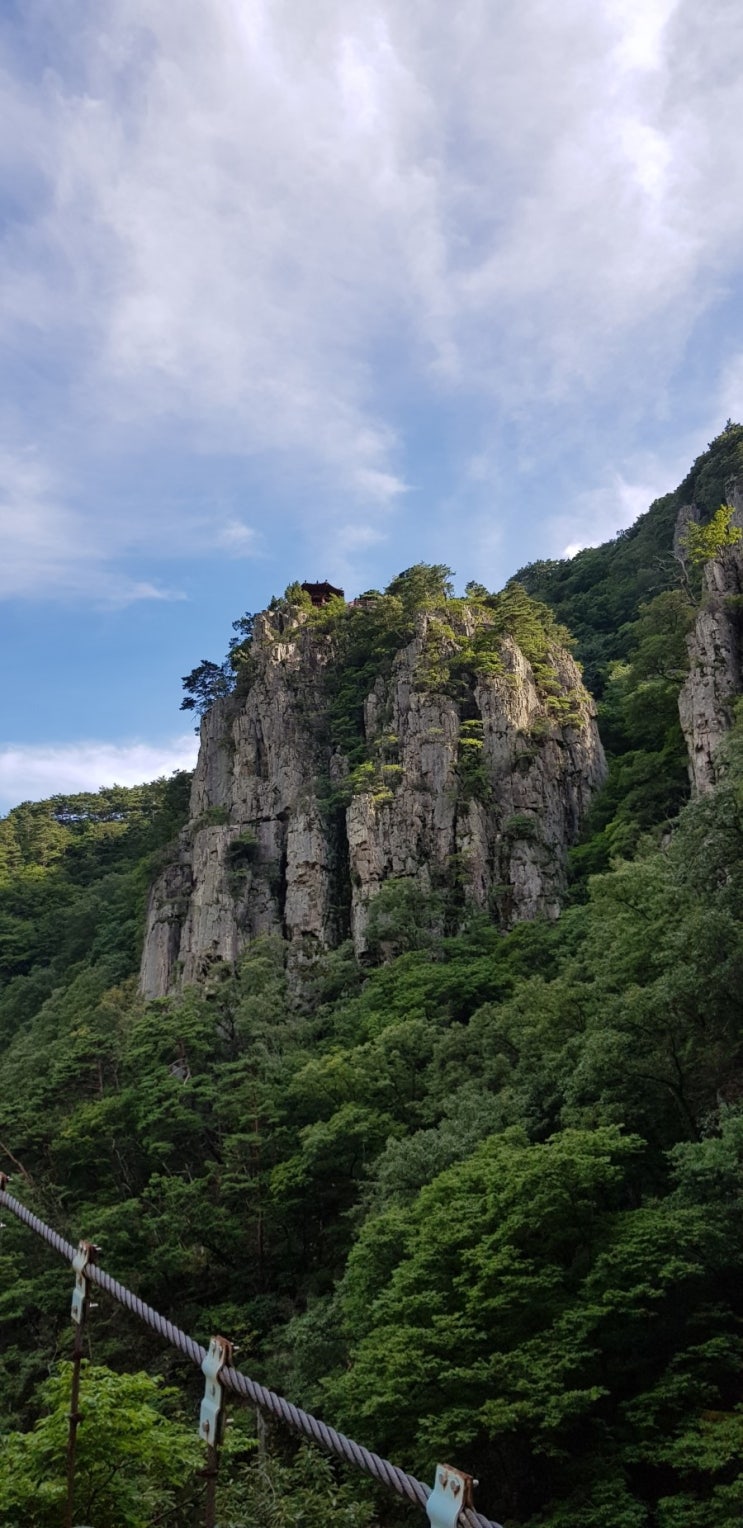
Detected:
left=301, top=581, right=345, bottom=606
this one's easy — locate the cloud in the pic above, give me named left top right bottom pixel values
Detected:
left=717, top=352, right=743, bottom=425
left=549, top=463, right=684, bottom=559
left=2, top=0, right=743, bottom=597
left=0, top=446, right=86, bottom=597
left=1, top=2, right=418, bottom=483
left=0, top=441, right=185, bottom=602
left=0, top=735, right=199, bottom=815
left=351, top=468, right=409, bottom=503
left=216, top=519, right=259, bottom=555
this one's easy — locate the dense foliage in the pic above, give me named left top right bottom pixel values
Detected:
left=3, top=431, right=743, bottom=1524
left=2, top=713, right=743, bottom=1522
left=682, top=503, right=742, bottom=568
left=535, top=424, right=743, bottom=878
left=0, top=776, right=192, bottom=1049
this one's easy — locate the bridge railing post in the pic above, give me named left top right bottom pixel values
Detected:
left=65, top=1239, right=98, bottom=1528
left=0, top=1183, right=503, bottom=1528
left=198, top=1334, right=233, bottom=1528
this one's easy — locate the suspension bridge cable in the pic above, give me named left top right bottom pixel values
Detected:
left=0, top=1183, right=502, bottom=1528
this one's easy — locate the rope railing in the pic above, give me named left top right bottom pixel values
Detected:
left=0, top=1180, right=502, bottom=1528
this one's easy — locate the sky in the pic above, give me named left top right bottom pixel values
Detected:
left=2, top=0, right=743, bottom=812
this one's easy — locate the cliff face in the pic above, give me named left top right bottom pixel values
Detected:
left=679, top=477, right=743, bottom=794
left=140, top=601, right=607, bottom=998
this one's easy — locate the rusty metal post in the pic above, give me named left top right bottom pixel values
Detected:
left=64, top=1240, right=97, bottom=1528
left=202, top=1442, right=219, bottom=1528
left=198, top=1335, right=233, bottom=1528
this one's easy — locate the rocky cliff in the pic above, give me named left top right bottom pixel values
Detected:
left=679, top=477, right=743, bottom=794
left=140, top=594, right=607, bottom=997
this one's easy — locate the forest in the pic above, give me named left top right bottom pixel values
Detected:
left=1, top=425, right=743, bottom=1527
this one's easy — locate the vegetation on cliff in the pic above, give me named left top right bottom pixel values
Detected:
left=2, top=713, right=743, bottom=1524
left=2, top=430, right=743, bottom=1524
left=517, top=422, right=743, bottom=693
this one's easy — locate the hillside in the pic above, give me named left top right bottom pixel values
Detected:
left=2, top=435, right=743, bottom=1526
left=523, top=423, right=743, bottom=876
left=518, top=420, right=743, bottom=691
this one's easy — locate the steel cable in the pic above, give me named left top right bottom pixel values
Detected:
left=0, top=1185, right=501, bottom=1528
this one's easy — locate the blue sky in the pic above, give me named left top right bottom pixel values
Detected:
left=2, top=0, right=743, bottom=811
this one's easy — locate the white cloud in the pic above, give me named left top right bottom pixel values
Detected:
left=0, top=441, right=184, bottom=602
left=2, top=0, right=743, bottom=596
left=216, top=519, right=259, bottom=554
left=717, top=353, right=743, bottom=425
left=604, top=0, right=679, bottom=71
left=0, top=446, right=85, bottom=597
left=0, top=736, right=199, bottom=815
left=551, top=465, right=682, bottom=559
left=351, top=467, right=409, bottom=503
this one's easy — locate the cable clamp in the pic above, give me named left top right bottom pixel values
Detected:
left=199, top=1335, right=233, bottom=1445
left=70, top=1240, right=97, bottom=1325
left=426, top=1465, right=477, bottom=1528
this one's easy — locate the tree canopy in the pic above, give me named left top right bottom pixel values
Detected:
left=681, top=503, right=742, bottom=567
left=4, top=436, right=743, bottom=1523
left=2, top=707, right=743, bottom=1521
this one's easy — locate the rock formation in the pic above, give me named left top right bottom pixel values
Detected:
left=679, top=476, right=743, bottom=794
left=140, top=600, right=607, bottom=998
left=672, top=501, right=700, bottom=563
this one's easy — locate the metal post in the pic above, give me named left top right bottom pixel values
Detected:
left=198, top=1335, right=233, bottom=1528
left=65, top=1240, right=98, bottom=1528
left=426, top=1465, right=478, bottom=1528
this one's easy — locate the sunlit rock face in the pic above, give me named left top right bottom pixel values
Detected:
left=345, top=624, right=605, bottom=949
left=679, top=476, right=743, bottom=795
left=140, top=604, right=606, bottom=998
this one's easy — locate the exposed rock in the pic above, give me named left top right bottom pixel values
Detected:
left=673, top=502, right=700, bottom=563
left=140, top=602, right=607, bottom=997
left=729, top=476, right=743, bottom=529
left=346, top=623, right=605, bottom=947
left=679, top=475, right=743, bottom=794
left=139, top=860, right=193, bottom=1001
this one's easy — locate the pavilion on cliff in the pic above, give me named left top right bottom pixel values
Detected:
left=301, top=581, right=345, bottom=607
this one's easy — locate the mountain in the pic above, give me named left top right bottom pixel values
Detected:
left=2, top=435, right=743, bottom=1527
left=141, top=580, right=605, bottom=997
left=517, top=419, right=743, bottom=692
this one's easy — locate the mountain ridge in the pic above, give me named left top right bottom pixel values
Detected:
left=3, top=430, right=743, bottom=1526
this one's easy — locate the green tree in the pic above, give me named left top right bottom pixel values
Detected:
left=681, top=503, right=742, bottom=568
left=0, top=1363, right=199, bottom=1528
left=326, top=1117, right=743, bottom=1525
left=218, top=1440, right=375, bottom=1528
left=180, top=658, right=234, bottom=722
left=385, top=563, right=454, bottom=613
